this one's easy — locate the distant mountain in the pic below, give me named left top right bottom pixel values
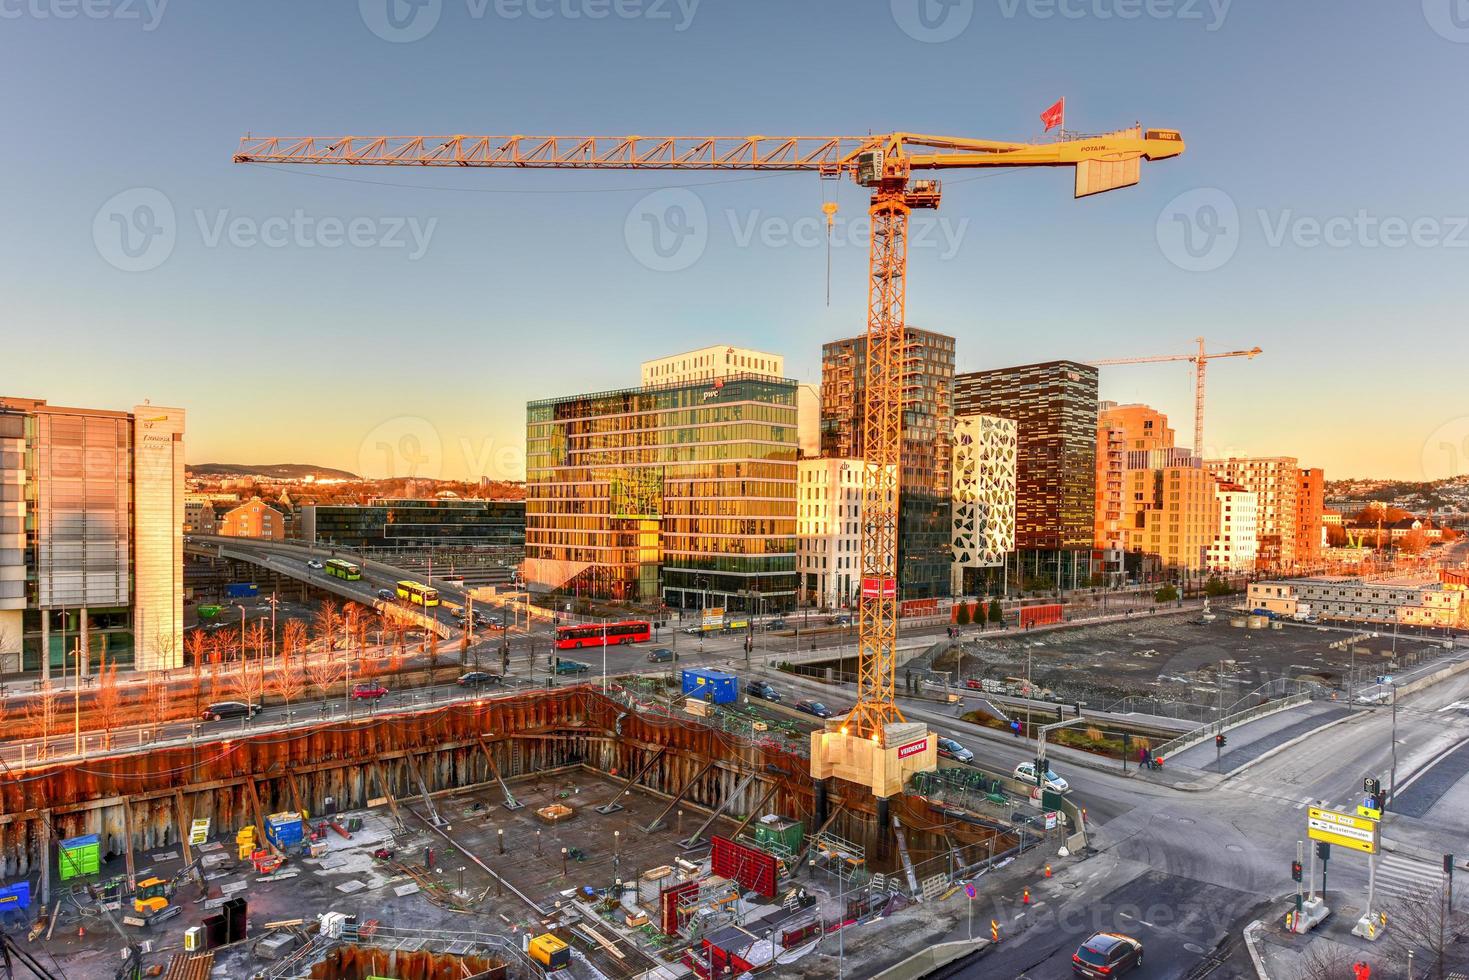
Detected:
left=188, top=463, right=360, bottom=480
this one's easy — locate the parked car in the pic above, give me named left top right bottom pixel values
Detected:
left=351, top=682, right=390, bottom=701
left=201, top=701, right=259, bottom=722
left=376, top=588, right=396, bottom=601
left=746, top=680, right=781, bottom=702
left=647, top=648, right=675, bottom=663
left=766, top=618, right=788, bottom=631
left=1072, top=933, right=1143, bottom=977
left=483, top=615, right=504, bottom=627
left=936, top=737, right=973, bottom=763
left=457, top=671, right=502, bottom=688
left=306, top=559, right=324, bottom=570
left=794, top=699, right=832, bottom=719
left=555, top=658, right=591, bottom=675
left=1013, top=762, right=1070, bottom=793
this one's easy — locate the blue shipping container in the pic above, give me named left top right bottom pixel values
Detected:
left=0, top=881, right=31, bottom=912
left=681, top=669, right=738, bottom=705
left=266, top=815, right=304, bottom=847
left=226, top=583, right=259, bottom=599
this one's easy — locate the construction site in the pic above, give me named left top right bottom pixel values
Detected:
left=0, top=680, right=1079, bottom=979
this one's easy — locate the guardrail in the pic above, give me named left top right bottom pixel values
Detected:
left=1152, top=692, right=1311, bottom=761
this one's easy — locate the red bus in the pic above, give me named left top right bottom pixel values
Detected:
left=555, top=621, right=652, bottom=650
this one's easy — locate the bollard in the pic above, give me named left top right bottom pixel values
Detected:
left=498, top=828, right=505, bottom=855
left=990, top=920, right=999, bottom=943
left=536, top=830, right=543, bottom=856
left=1044, top=864, right=1052, bottom=878
left=1022, top=887, right=1030, bottom=905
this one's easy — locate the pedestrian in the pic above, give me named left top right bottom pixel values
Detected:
left=1137, top=746, right=1148, bottom=767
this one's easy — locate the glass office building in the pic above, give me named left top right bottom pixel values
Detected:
left=820, top=328, right=955, bottom=599
left=0, top=397, right=186, bottom=675
left=525, top=374, right=798, bottom=612
left=302, top=498, right=526, bottom=553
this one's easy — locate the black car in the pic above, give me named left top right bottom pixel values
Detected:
left=457, top=671, right=503, bottom=688
left=1073, top=933, right=1143, bottom=977
left=746, top=680, right=781, bottom=702
left=647, top=648, right=675, bottom=663
left=794, top=699, right=832, bottom=719
left=376, top=588, right=396, bottom=601
left=766, top=618, right=788, bottom=631
left=202, top=701, right=259, bottom=722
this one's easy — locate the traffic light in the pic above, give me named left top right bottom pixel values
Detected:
left=1291, top=860, right=1303, bottom=882
left=1364, top=777, right=1381, bottom=798
left=1446, top=854, right=1456, bottom=875
left=1121, top=732, right=1132, bottom=748
left=1215, top=733, right=1227, bottom=748
left=1316, top=841, right=1331, bottom=861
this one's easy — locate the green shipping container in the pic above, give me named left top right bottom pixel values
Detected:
left=58, top=834, right=100, bottom=881
left=752, top=816, right=803, bottom=856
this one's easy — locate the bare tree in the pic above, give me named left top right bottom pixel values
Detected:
left=1388, top=877, right=1467, bottom=980
left=94, top=656, right=122, bottom=749
left=314, top=600, right=343, bottom=652
left=1294, top=941, right=1357, bottom=980
left=25, top=682, right=61, bottom=758
left=281, top=619, right=308, bottom=662
left=246, top=621, right=268, bottom=664
left=305, top=649, right=345, bottom=701
left=271, top=649, right=306, bottom=714
left=426, top=629, right=441, bottom=686
left=227, top=654, right=266, bottom=709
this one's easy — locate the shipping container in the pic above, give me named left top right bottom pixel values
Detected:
left=681, top=669, right=737, bottom=705
left=226, top=583, right=259, bottom=599
left=58, top=834, right=100, bottom=880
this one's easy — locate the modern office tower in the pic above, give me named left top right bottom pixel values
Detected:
left=954, top=360, right=1098, bottom=589
left=525, top=373, right=798, bottom=612
left=950, top=414, right=1018, bottom=595
left=820, top=328, right=955, bottom=599
left=301, top=498, right=526, bottom=553
left=0, top=397, right=185, bottom=676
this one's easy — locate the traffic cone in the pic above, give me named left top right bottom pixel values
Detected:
left=1022, top=887, right=1031, bottom=905
left=77, top=924, right=86, bottom=938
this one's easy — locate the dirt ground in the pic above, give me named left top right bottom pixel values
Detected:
left=930, top=612, right=1450, bottom=715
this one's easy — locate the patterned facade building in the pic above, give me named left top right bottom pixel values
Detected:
left=950, top=414, right=1018, bottom=595
left=820, top=328, right=955, bottom=599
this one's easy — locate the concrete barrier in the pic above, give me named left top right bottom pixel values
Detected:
left=871, top=938, right=989, bottom=979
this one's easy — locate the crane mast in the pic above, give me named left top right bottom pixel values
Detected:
left=235, top=124, right=1184, bottom=787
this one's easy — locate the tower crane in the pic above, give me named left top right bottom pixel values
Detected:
left=234, top=125, right=1184, bottom=759
left=1090, top=336, right=1261, bottom=457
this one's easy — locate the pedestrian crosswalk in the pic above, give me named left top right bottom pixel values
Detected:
left=1372, top=852, right=1447, bottom=903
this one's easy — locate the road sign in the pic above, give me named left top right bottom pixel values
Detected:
left=1357, top=800, right=1382, bottom=821
left=964, top=882, right=976, bottom=899
left=1308, top=806, right=1379, bottom=854
left=189, top=818, right=212, bottom=846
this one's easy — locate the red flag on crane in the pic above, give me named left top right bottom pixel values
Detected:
left=1041, top=98, right=1065, bottom=132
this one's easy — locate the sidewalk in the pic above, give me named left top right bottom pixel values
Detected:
left=1166, top=702, right=1352, bottom=774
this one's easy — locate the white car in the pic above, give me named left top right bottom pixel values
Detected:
left=1013, top=762, right=1070, bottom=793
left=306, top=559, right=324, bottom=569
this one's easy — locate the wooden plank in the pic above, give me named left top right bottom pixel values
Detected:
left=371, top=761, right=407, bottom=833
left=475, top=735, right=521, bottom=809
left=241, top=778, right=276, bottom=857
left=173, top=790, right=204, bottom=887
left=286, top=771, right=313, bottom=833
left=121, top=795, right=137, bottom=886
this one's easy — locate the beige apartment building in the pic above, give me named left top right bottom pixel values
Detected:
left=1206, top=457, right=1300, bottom=569
left=219, top=496, right=286, bottom=540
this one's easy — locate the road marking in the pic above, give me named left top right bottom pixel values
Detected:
left=1373, top=853, right=1446, bottom=902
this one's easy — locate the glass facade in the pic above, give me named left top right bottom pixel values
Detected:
left=820, top=328, right=955, bottom=599
left=307, top=498, right=526, bottom=552
left=525, top=374, right=798, bottom=611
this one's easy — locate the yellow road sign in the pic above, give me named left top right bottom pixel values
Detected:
left=1356, top=804, right=1382, bottom=821
left=1308, top=806, right=1378, bottom=854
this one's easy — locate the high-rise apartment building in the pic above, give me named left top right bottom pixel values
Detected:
left=1209, top=479, right=1259, bottom=573
left=526, top=373, right=798, bottom=612
left=1121, top=451, right=1218, bottom=573
left=950, top=414, right=1017, bottom=595
left=820, top=328, right=955, bottom=599
left=640, top=346, right=783, bottom=387
left=1297, top=467, right=1325, bottom=566
left=0, top=397, right=185, bottom=676
left=1205, top=457, right=1300, bottom=569
left=955, top=361, right=1098, bottom=588
left=1094, top=413, right=1126, bottom=583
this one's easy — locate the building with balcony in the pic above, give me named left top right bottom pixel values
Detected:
left=955, top=360, right=1098, bottom=589
left=1208, top=479, right=1259, bottom=573
left=795, top=458, right=885, bottom=609
left=525, top=373, right=798, bottom=612
left=0, top=397, right=185, bottom=675
left=641, top=346, right=783, bottom=387
left=821, top=328, right=955, bottom=599
left=1205, top=457, right=1301, bottom=569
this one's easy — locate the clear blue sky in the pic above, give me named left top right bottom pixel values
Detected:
left=4, top=1, right=1465, bottom=481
